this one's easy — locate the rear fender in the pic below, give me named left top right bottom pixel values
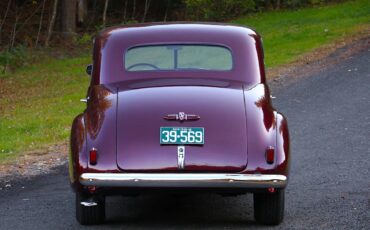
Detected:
left=70, top=85, right=118, bottom=192
left=84, top=85, right=118, bottom=173
left=242, top=84, right=285, bottom=174
left=69, top=114, right=88, bottom=191
left=275, top=112, right=290, bottom=176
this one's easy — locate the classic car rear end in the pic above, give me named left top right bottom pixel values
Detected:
left=69, top=23, right=290, bottom=225
left=116, top=84, right=248, bottom=172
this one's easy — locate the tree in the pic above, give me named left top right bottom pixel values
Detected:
left=0, top=0, right=12, bottom=45
left=102, top=0, right=109, bottom=28
left=35, top=0, right=46, bottom=47
left=61, top=0, right=76, bottom=37
left=45, top=0, right=59, bottom=47
left=142, top=0, right=151, bottom=22
left=123, top=0, right=128, bottom=23
left=77, top=0, right=88, bottom=24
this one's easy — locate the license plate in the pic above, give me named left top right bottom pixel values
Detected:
left=160, top=127, right=204, bottom=145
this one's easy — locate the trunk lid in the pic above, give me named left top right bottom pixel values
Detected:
left=116, top=82, right=248, bottom=172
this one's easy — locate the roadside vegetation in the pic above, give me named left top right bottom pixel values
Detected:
left=0, top=0, right=369, bottom=162
left=233, top=0, right=369, bottom=67
left=0, top=56, right=90, bottom=161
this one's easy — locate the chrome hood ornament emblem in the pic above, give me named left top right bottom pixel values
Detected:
left=164, top=112, right=200, bottom=121
left=178, top=112, right=186, bottom=121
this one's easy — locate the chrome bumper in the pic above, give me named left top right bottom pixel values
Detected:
left=80, top=173, right=287, bottom=188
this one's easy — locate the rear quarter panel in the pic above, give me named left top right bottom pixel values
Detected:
left=242, top=83, right=290, bottom=176
left=275, top=112, right=290, bottom=176
left=70, top=85, right=119, bottom=191
left=69, top=114, right=87, bottom=191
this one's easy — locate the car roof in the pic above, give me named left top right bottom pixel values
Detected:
left=92, top=23, right=265, bottom=85
left=96, top=22, right=259, bottom=42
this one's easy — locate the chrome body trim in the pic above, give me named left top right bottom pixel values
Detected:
left=164, top=112, right=200, bottom=121
left=177, top=146, right=185, bottom=170
left=80, top=173, right=287, bottom=188
left=80, top=201, right=98, bottom=207
left=80, top=97, right=90, bottom=103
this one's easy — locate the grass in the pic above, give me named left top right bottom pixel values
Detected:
left=0, top=56, right=90, bottom=161
left=0, top=0, right=369, bottom=162
left=233, top=0, right=370, bottom=67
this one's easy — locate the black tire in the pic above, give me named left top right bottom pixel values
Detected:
left=253, top=189, right=285, bottom=225
left=75, top=192, right=105, bottom=225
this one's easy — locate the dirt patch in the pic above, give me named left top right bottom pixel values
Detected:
left=267, top=28, right=370, bottom=90
left=0, top=143, right=68, bottom=182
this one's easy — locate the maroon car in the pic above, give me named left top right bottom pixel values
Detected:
left=69, top=23, right=290, bottom=225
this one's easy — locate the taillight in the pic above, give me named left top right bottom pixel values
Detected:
left=89, top=148, right=97, bottom=165
left=265, top=146, right=274, bottom=164
left=88, top=185, right=97, bottom=194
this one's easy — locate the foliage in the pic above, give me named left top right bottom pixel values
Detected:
left=0, top=0, right=347, bottom=53
left=234, top=0, right=369, bottom=67
left=282, top=0, right=326, bottom=8
left=185, top=0, right=255, bottom=21
left=77, top=33, right=92, bottom=45
left=0, top=45, right=30, bottom=73
left=254, top=0, right=344, bottom=9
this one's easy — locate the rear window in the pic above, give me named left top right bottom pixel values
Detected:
left=125, top=45, right=233, bottom=72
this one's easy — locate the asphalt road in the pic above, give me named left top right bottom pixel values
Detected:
left=0, top=49, right=369, bottom=230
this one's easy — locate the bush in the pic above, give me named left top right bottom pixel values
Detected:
left=280, top=0, right=341, bottom=8
left=185, top=0, right=256, bottom=21
left=77, top=33, right=92, bottom=45
left=254, top=0, right=344, bottom=10
left=0, top=45, right=29, bottom=73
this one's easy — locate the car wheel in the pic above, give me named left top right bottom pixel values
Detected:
left=253, top=189, right=284, bottom=225
left=76, top=192, right=105, bottom=225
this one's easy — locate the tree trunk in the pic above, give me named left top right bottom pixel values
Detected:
left=275, top=0, right=281, bottom=10
left=35, top=0, right=46, bottom=47
left=9, top=4, right=18, bottom=49
left=123, top=0, right=128, bottom=23
left=61, top=0, right=76, bottom=38
left=102, top=0, right=109, bottom=28
left=265, top=0, right=273, bottom=10
left=4, top=2, right=17, bottom=73
left=131, top=0, right=136, bottom=21
left=86, top=0, right=98, bottom=30
left=77, top=0, right=87, bottom=24
left=45, top=0, right=58, bottom=47
left=142, top=0, right=151, bottom=22
left=163, top=0, right=170, bottom=22
left=0, top=0, right=12, bottom=45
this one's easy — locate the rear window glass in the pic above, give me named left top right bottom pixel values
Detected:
left=125, top=45, right=232, bottom=72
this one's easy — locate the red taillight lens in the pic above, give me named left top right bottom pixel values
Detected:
left=89, top=148, right=97, bottom=165
left=88, top=185, right=97, bottom=194
left=266, top=147, right=274, bottom=164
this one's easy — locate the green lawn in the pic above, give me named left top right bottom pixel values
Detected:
left=0, top=0, right=369, bottom=162
left=233, top=0, right=370, bottom=67
left=0, top=56, right=90, bottom=161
